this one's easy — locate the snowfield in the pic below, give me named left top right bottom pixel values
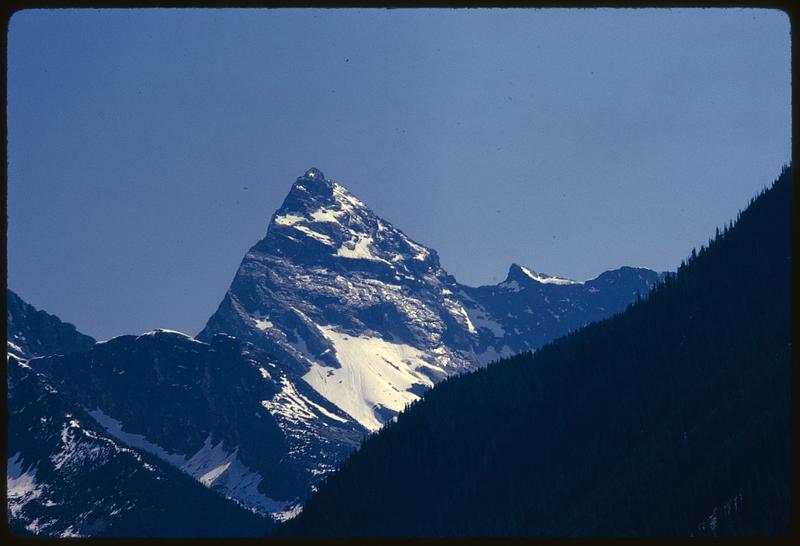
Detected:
left=302, top=325, right=435, bottom=431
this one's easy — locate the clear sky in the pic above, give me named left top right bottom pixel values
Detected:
left=7, top=8, right=791, bottom=340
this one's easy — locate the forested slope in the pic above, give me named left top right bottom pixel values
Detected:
left=279, top=165, right=792, bottom=537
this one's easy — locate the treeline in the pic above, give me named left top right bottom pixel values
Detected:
left=277, top=165, right=792, bottom=537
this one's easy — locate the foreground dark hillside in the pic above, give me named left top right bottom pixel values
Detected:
left=279, top=166, right=792, bottom=537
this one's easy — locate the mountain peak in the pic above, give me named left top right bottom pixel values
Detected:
left=504, top=263, right=581, bottom=286
left=507, top=262, right=533, bottom=279
left=505, top=263, right=541, bottom=283
left=295, top=168, right=328, bottom=189
left=258, top=170, right=439, bottom=273
left=289, top=167, right=335, bottom=199
left=274, top=169, right=342, bottom=221
left=302, top=167, right=325, bottom=180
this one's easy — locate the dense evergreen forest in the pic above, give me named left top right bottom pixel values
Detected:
left=278, top=165, right=792, bottom=537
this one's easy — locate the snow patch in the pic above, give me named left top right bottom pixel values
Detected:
left=302, top=325, right=434, bottom=431
left=182, top=435, right=291, bottom=516
left=464, top=306, right=506, bottom=338
left=272, top=503, right=304, bottom=522
left=137, top=329, right=207, bottom=344
left=331, top=183, right=367, bottom=212
left=7, top=341, right=25, bottom=357
left=520, top=265, right=582, bottom=285
left=446, top=301, right=477, bottom=334
left=335, top=234, right=390, bottom=264
left=88, top=408, right=292, bottom=517
left=254, top=319, right=273, bottom=331
left=274, top=213, right=305, bottom=226
left=251, top=310, right=274, bottom=331
left=263, top=376, right=349, bottom=425
left=60, top=527, right=82, bottom=538
left=310, top=207, right=345, bottom=223
left=293, top=225, right=334, bottom=246
left=88, top=408, right=187, bottom=468
left=7, top=452, right=43, bottom=517
left=405, top=238, right=430, bottom=261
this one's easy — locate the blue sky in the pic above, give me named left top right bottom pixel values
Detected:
left=7, top=8, right=791, bottom=340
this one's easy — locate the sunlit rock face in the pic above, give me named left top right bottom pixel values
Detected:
left=200, top=169, right=482, bottom=435
left=200, top=168, right=664, bottom=439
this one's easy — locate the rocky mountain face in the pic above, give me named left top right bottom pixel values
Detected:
left=7, top=296, right=271, bottom=537
left=7, top=289, right=95, bottom=360
left=8, top=355, right=269, bottom=537
left=8, top=168, right=665, bottom=532
left=200, top=168, right=664, bottom=439
left=461, top=264, right=666, bottom=361
left=199, top=168, right=483, bottom=435
left=28, top=332, right=310, bottom=516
